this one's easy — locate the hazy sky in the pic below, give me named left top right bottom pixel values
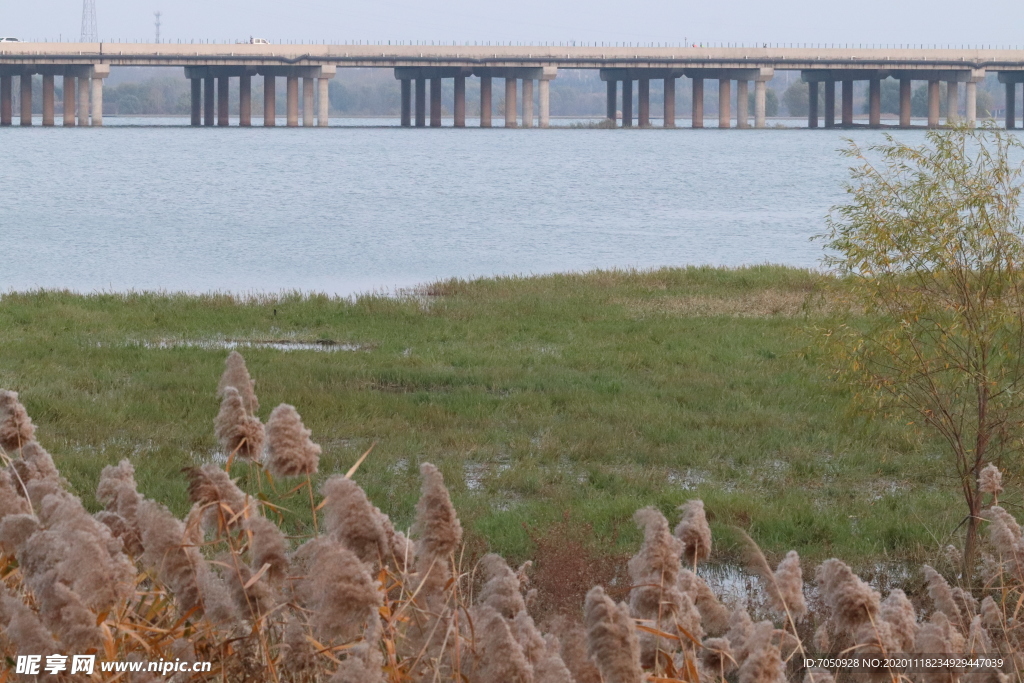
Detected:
left=3, top=0, right=1024, bottom=47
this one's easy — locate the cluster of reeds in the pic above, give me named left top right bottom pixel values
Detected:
left=0, top=353, right=1023, bottom=682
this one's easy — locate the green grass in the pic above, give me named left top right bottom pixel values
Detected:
left=0, top=266, right=968, bottom=571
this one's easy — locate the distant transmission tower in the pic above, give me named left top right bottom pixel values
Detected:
left=80, top=0, right=98, bottom=42
left=154, top=11, right=161, bottom=44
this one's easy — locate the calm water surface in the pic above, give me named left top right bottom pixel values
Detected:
left=1, top=119, right=933, bottom=295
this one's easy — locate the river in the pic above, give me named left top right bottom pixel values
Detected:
left=1, top=118, right=933, bottom=295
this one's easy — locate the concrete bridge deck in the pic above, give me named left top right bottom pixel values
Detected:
left=3, top=43, right=1024, bottom=129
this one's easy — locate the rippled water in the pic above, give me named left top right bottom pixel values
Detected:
left=1, top=118, right=935, bottom=295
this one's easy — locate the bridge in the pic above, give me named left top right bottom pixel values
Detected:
left=3, top=42, right=1024, bottom=129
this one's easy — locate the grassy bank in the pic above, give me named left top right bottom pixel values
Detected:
left=0, top=266, right=965, bottom=578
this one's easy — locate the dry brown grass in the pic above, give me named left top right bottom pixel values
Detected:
left=616, top=289, right=851, bottom=319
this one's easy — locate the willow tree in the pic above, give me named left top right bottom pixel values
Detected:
left=823, top=126, right=1024, bottom=571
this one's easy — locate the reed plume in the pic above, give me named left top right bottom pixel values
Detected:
left=674, top=499, right=712, bottom=567
left=726, top=607, right=755, bottom=655
left=218, top=350, right=259, bottom=415
left=221, top=551, right=275, bottom=621
left=137, top=499, right=205, bottom=614
left=678, top=568, right=731, bottom=636
left=195, top=560, right=242, bottom=627
left=584, top=586, right=643, bottom=683
left=245, top=514, right=290, bottom=585
left=879, top=588, right=918, bottom=653
left=923, top=564, right=963, bottom=626
left=471, top=604, right=535, bottom=683
left=628, top=504, right=691, bottom=663
left=20, top=441, right=60, bottom=483
left=2, top=592, right=59, bottom=657
left=0, top=512, right=38, bottom=554
left=512, top=611, right=575, bottom=683
left=413, top=462, right=463, bottom=597
left=479, top=552, right=526, bottom=618
left=32, top=489, right=136, bottom=611
left=95, top=459, right=145, bottom=554
left=815, top=558, right=880, bottom=633
left=0, top=389, right=35, bottom=452
left=281, top=616, right=319, bottom=681
left=0, top=469, right=31, bottom=520
left=737, top=621, right=783, bottom=683
left=215, top=386, right=265, bottom=459
left=39, top=581, right=103, bottom=652
left=853, top=618, right=901, bottom=658
left=186, top=464, right=250, bottom=532
left=700, top=637, right=736, bottom=678
left=739, top=529, right=806, bottom=623
left=773, top=551, right=807, bottom=621
left=980, top=596, right=1002, bottom=632
left=980, top=463, right=1003, bottom=501
left=265, top=403, right=321, bottom=478
left=307, top=541, right=383, bottom=643
left=552, top=616, right=602, bottom=683
left=322, top=475, right=390, bottom=564
left=967, top=615, right=993, bottom=655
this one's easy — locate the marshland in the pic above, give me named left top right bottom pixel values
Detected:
left=0, top=266, right=952, bottom=574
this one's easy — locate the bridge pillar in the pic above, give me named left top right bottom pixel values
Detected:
left=264, top=76, right=276, bottom=126
left=899, top=79, right=911, bottom=128
left=736, top=80, right=748, bottom=128
left=1007, top=82, right=1016, bottom=129
left=430, top=77, right=442, bottom=127
left=480, top=76, right=492, bottom=127
left=522, top=78, right=534, bottom=128
left=664, top=77, right=675, bottom=128
left=63, top=75, right=76, bottom=126
left=539, top=78, right=550, bottom=128
left=869, top=78, right=880, bottom=128
left=77, top=75, right=90, bottom=126
left=42, top=75, right=54, bottom=126
left=454, top=75, right=466, bottom=127
left=638, top=78, right=650, bottom=127
left=190, top=78, right=201, bottom=126
left=90, top=70, right=106, bottom=126
left=20, top=74, right=32, bottom=126
left=318, top=77, right=330, bottom=127
left=240, top=75, right=251, bottom=127
left=401, top=78, right=413, bottom=126
left=840, top=80, right=853, bottom=128
left=927, top=80, right=940, bottom=128
left=808, top=81, right=818, bottom=128
left=606, top=80, right=616, bottom=123
left=824, top=80, right=835, bottom=128
left=966, top=80, right=977, bottom=126
left=718, top=78, right=730, bottom=128
left=755, top=80, right=767, bottom=128
left=415, top=78, right=426, bottom=127
left=399, top=78, right=411, bottom=126
left=1, top=75, right=11, bottom=126
left=622, top=79, right=632, bottom=127
left=204, top=76, right=214, bottom=126
left=946, top=81, right=958, bottom=124
left=505, top=77, right=517, bottom=127
left=302, top=77, right=315, bottom=126
left=218, top=77, right=229, bottom=126
left=287, top=75, right=299, bottom=127
left=692, top=78, right=703, bottom=128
